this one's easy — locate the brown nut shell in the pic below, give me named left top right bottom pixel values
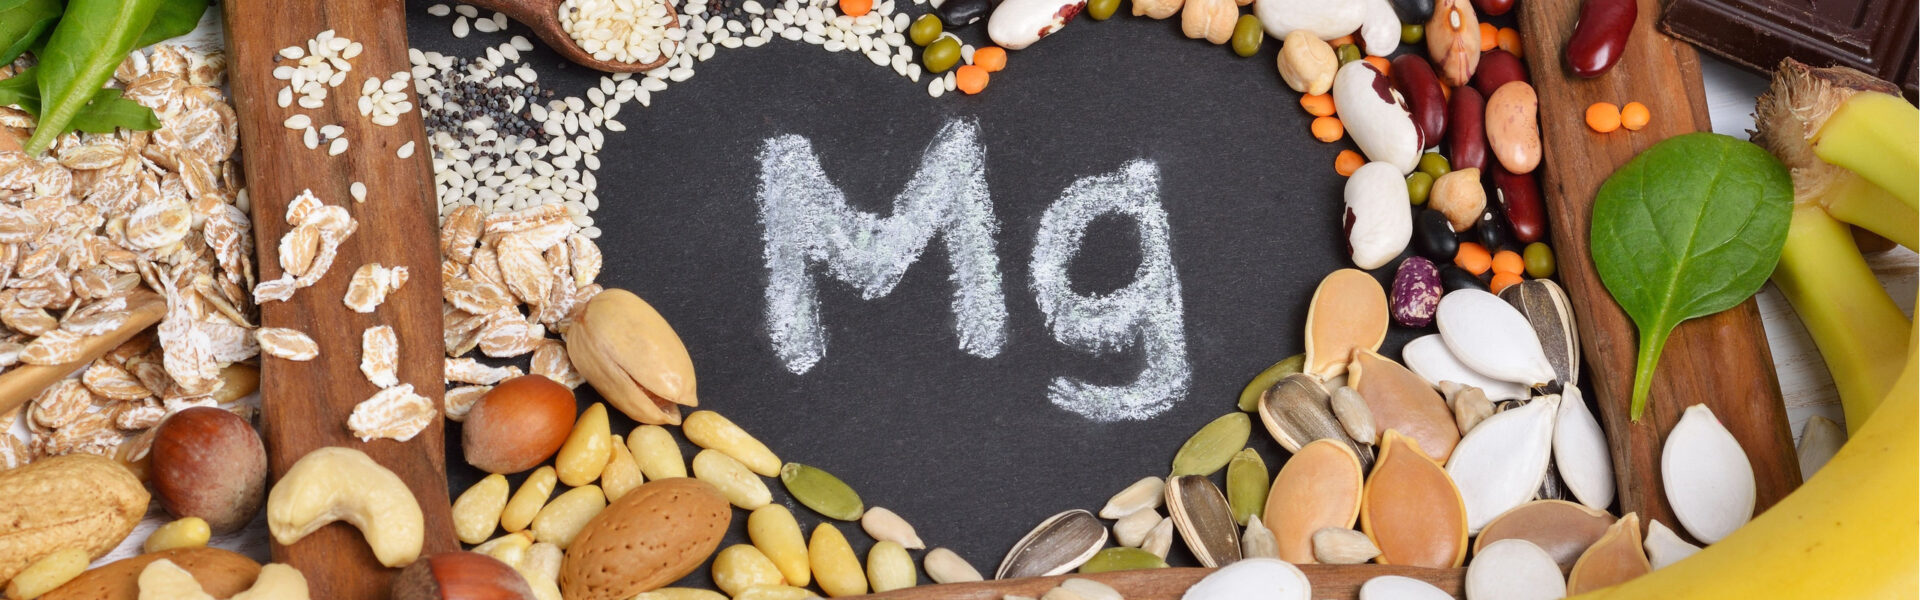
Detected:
left=1360, top=431, right=1468, bottom=568
left=464, top=375, right=578, bottom=474
left=393, top=552, right=535, bottom=600
left=560, top=478, right=731, bottom=600
left=151, top=407, right=267, bottom=534
left=0, top=455, right=150, bottom=582
left=38, top=547, right=260, bottom=600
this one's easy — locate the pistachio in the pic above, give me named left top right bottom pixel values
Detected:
left=1171, top=413, right=1253, bottom=476
left=923, top=547, right=983, bottom=584
left=1474, top=500, right=1616, bottom=573
left=780, top=462, right=864, bottom=521
left=1303, top=269, right=1389, bottom=379
left=1567, top=513, right=1651, bottom=594
left=1424, top=0, right=1480, bottom=86
left=1112, top=508, right=1161, bottom=548
left=1077, top=546, right=1169, bottom=573
left=1429, top=168, right=1486, bottom=231
left=1224, top=448, right=1269, bottom=526
left=1181, top=0, right=1238, bottom=43
left=1240, top=514, right=1280, bottom=559
left=861, top=507, right=925, bottom=550
left=1141, top=517, right=1176, bottom=559
left=1554, top=387, right=1615, bottom=511
left=1361, top=431, right=1468, bottom=568
left=693, top=450, right=772, bottom=510
left=1643, top=519, right=1701, bottom=570
left=564, top=289, right=698, bottom=425
left=867, top=540, right=917, bottom=592
left=1098, top=476, right=1166, bottom=519
left=1329, top=386, right=1377, bottom=445
left=1350, top=349, right=1459, bottom=463
left=1276, top=31, right=1338, bottom=95
left=1466, top=539, right=1566, bottom=600
left=684, top=411, right=781, bottom=477
left=1447, top=395, right=1557, bottom=534
left=998, top=509, right=1108, bottom=579
left=1166, top=475, right=1243, bottom=568
left=1265, top=438, right=1364, bottom=564
left=748, top=505, right=812, bottom=587
left=1662, top=404, right=1756, bottom=544
left=1311, top=527, right=1382, bottom=564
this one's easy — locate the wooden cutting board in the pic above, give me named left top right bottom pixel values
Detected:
left=1516, top=0, right=1802, bottom=535
left=222, top=0, right=457, bottom=596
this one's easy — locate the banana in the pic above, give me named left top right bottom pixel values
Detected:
left=1568, top=329, right=1918, bottom=599
left=1814, top=92, right=1919, bottom=209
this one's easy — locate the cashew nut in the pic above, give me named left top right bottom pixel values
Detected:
left=139, top=560, right=311, bottom=600
left=266, top=447, right=424, bottom=568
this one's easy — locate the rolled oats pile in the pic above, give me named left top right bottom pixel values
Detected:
left=0, top=44, right=261, bottom=471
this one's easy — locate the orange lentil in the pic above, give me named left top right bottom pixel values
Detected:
left=1311, top=116, right=1345, bottom=142
left=1335, top=150, right=1366, bottom=176
left=1478, top=23, right=1498, bottom=51
left=1364, top=55, right=1391, bottom=76
left=1329, top=34, right=1356, bottom=47
left=1301, top=93, right=1336, bottom=117
left=1489, top=271, right=1523, bottom=294
left=839, top=0, right=872, bottom=16
left=1491, top=249, right=1524, bottom=275
left=1497, top=27, right=1522, bottom=57
left=973, top=47, right=1007, bottom=72
left=955, top=65, right=989, bottom=94
left=1455, top=242, right=1492, bottom=275
left=1621, top=101, right=1651, bottom=130
left=1586, top=102, right=1622, bottom=133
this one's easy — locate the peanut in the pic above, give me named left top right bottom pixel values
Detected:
left=452, top=474, right=510, bottom=545
left=692, top=449, right=771, bottom=510
left=712, top=544, right=785, bottom=597
left=6, top=548, right=88, bottom=600
left=808, top=524, right=867, bottom=597
left=866, top=540, right=917, bottom=593
left=555, top=403, right=611, bottom=487
left=600, top=434, right=645, bottom=502
left=683, top=411, right=781, bottom=477
left=530, top=485, right=606, bottom=548
left=628, top=424, right=688, bottom=480
left=749, top=505, right=811, bottom=587
left=1278, top=31, right=1338, bottom=95
left=502, top=466, right=557, bottom=533
left=144, top=517, right=212, bottom=553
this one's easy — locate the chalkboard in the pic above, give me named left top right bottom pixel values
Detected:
left=410, top=2, right=1430, bottom=588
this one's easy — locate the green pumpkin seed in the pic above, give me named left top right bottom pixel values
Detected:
left=781, top=463, right=865, bottom=521
left=1238, top=354, right=1305, bottom=412
left=1076, top=547, right=1169, bottom=574
left=1225, top=448, right=1269, bottom=526
left=1171, top=413, right=1252, bottom=476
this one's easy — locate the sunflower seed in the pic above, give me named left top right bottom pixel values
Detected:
left=1662, top=404, right=1755, bottom=544
left=996, top=510, right=1107, bottom=580
left=1447, top=394, right=1558, bottom=535
left=1258, top=373, right=1371, bottom=465
left=1311, top=527, right=1381, bottom=564
left=1436, top=289, right=1556, bottom=388
left=1166, top=475, right=1241, bottom=568
left=1466, top=539, right=1566, bottom=600
left=1098, top=476, right=1165, bottom=519
left=861, top=507, right=924, bottom=549
left=1112, top=508, right=1160, bottom=548
left=1141, top=517, right=1175, bottom=560
left=1499, top=278, right=1580, bottom=389
left=1441, top=382, right=1495, bottom=435
left=1329, top=386, right=1377, bottom=446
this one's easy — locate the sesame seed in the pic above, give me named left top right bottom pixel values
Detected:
left=351, top=182, right=367, bottom=202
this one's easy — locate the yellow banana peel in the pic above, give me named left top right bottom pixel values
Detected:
left=1772, top=204, right=1913, bottom=431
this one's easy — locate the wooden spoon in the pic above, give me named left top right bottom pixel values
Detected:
left=461, top=0, right=680, bottom=73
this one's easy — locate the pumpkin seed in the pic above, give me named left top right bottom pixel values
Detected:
left=1466, top=539, right=1566, bottom=600
left=1112, top=508, right=1161, bottom=547
left=1402, top=334, right=1531, bottom=402
left=1329, top=386, right=1377, bottom=446
left=1224, top=448, right=1269, bottom=526
left=1447, top=395, right=1558, bottom=534
left=1567, top=513, right=1651, bottom=594
left=923, top=547, right=983, bottom=584
left=1361, top=430, right=1468, bottom=568
left=1240, top=354, right=1306, bottom=412
left=1358, top=575, right=1453, bottom=600
left=1077, top=547, right=1169, bottom=573
left=997, top=509, right=1108, bottom=580
left=1166, top=475, right=1242, bottom=568
left=1499, top=278, right=1581, bottom=389
left=1172, top=413, right=1253, bottom=476
left=1474, top=500, right=1617, bottom=574
left=1241, top=514, right=1279, bottom=559
left=1258, top=373, right=1372, bottom=466
left=1662, top=404, right=1756, bottom=544
left=1554, top=387, right=1615, bottom=511
left=1797, top=415, right=1845, bottom=478
left=1311, top=527, right=1381, bottom=564
left=861, top=506, right=925, bottom=550
left=867, top=540, right=918, bottom=592
left=1303, top=269, right=1389, bottom=379
left=1435, top=289, right=1556, bottom=388
left=1642, top=519, right=1701, bottom=570
left=1182, top=558, right=1312, bottom=600
left=1350, top=349, right=1460, bottom=463
left=781, top=462, right=865, bottom=521
left=1098, top=476, right=1166, bottom=519
left=1141, top=517, right=1175, bottom=559
left=1265, top=438, right=1364, bottom=564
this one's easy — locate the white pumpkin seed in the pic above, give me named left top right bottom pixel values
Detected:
left=1113, top=508, right=1161, bottom=548
left=1310, top=527, right=1380, bottom=564
left=1662, top=404, right=1756, bottom=544
left=1179, top=558, right=1311, bottom=600
left=1359, top=575, right=1453, bottom=600
left=1465, top=539, right=1566, bottom=600
left=1446, top=395, right=1559, bottom=534
left=1099, top=476, right=1166, bottom=519
left=1403, top=334, right=1531, bottom=401
left=1554, top=387, right=1615, bottom=511
left=997, top=510, right=1108, bottom=580
left=1142, top=517, right=1176, bottom=559
left=1796, top=415, right=1845, bottom=477
left=1499, top=279, right=1581, bottom=388
left=1642, top=519, right=1701, bottom=570
left=1436, top=290, right=1556, bottom=388
left=1241, top=514, right=1280, bottom=559
left=1167, top=475, right=1243, bottom=568
left=923, top=547, right=983, bottom=584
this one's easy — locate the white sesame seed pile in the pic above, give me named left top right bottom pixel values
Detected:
left=559, top=0, right=679, bottom=65
left=358, top=71, right=417, bottom=127
left=271, top=29, right=360, bottom=109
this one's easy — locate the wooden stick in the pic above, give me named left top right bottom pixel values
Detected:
left=865, top=566, right=1465, bottom=599
left=0, top=292, right=165, bottom=417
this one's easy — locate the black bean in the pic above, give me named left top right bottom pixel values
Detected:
left=938, top=0, right=994, bottom=28
left=1477, top=203, right=1513, bottom=252
left=1412, top=209, right=1459, bottom=262
left=1440, top=265, right=1489, bottom=292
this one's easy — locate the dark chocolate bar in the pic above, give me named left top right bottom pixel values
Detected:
left=1661, top=0, right=1917, bottom=97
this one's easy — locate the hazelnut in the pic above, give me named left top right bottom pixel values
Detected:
left=392, top=552, right=535, bottom=600
left=463, top=375, right=576, bottom=474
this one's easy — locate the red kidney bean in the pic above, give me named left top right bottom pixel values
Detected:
left=1566, top=0, right=1636, bottom=78
left=1489, top=162, right=1547, bottom=243
left=1471, top=49, right=1528, bottom=97
left=1447, top=86, right=1487, bottom=171
left=1472, top=0, right=1512, bottom=16
left=1390, top=55, right=1448, bottom=146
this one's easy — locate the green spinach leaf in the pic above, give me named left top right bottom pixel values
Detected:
left=1591, top=132, right=1794, bottom=420
left=23, top=0, right=204, bottom=155
left=135, top=0, right=205, bottom=48
left=0, top=68, right=159, bottom=134
left=0, top=0, right=62, bottom=65
left=0, top=69, right=34, bottom=110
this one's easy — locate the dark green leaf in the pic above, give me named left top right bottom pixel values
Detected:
left=23, top=0, right=167, bottom=154
left=1590, top=132, right=1794, bottom=420
left=67, top=88, right=156, bottom=133
left=0, top=0, right=62, bottom=65
left=0, top=69, right=38, bottom=112
left=135, top=0, right=207, bottom=48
